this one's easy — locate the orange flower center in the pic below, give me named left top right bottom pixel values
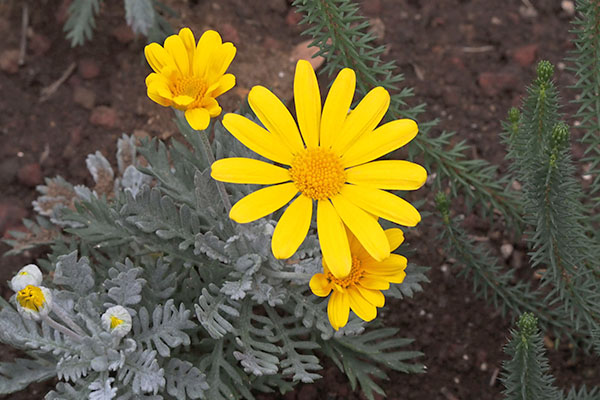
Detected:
left=328, top=255, right=363, bottom=289
left=16, top=285, right=45, bottom=311
left=289, top=147, right=346, bottom=200
left=172, top=76, right=207, bottom=106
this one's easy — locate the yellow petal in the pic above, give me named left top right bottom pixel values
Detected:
left=328, top=291, right=350, bottom=331
left=358, top=276, right=390, bottom=291
left=272, top=194, right=313, bottom=259
left=144, top=42, right=175, bottom=74
left=341, top=119, right=418, bottom=168
left=385, top=228, right=404, bottom=252
left=317, top=200, right=351, bottom=278
left=346, top=160, right=427, bottom=190
left=174, top=95, right=195, bottom=107
left=347, top=287, right=377, bottom=322
left=248, top=86, right=304, bottom=154
left=222, top=114, right=294, bottom=165
left=194, top=30, right=222, bottom=78
left=164, top=34, right=189, bottom=75
left=309, top=273, right=332, bottom=297
left=178, top=27, right=196, bottom=70
left=340, top=184, right=421, bottom=227
left=355, top=285, right=385, bottom=308
left=209, top=74, right=236, bottom=98
left=201, top=97, right=222, bottom=117
left=333, top=86, right=390, bottom=155
left=364, top=260, right=407, bottom=283
left=294, top=60, right=321, bottom=148
left=330, top=194, right=389, bottom=261
left=147, top=89, right=171, bottom=107
left=229, top=183, right=298, bottom=223
left=319, top=68, right=355, bottom=149
left=211, top=158, right=291, bottom=184
left=145, top=72, right=169, bottom=87
left=207, top=42, right=236, bottom=83
left=185, top=108, right=210, bottom=130
left=363, top=254, right=408, bottom=275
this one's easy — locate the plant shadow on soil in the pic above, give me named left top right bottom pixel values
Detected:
left=0, top=0, right=597, bottom=399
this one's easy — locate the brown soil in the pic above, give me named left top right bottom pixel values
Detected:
left=0, top=0, right=596, bottom=399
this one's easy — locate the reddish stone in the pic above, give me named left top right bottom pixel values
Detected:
left=432, top=16, right=446, bottom=27
left=30, top=33, right=52, bottom=56
left=361, top=0, right=382, bottom=15
left=111, top=24, right=136, bottom=44
left=285, top=8, right=302, bottom=26
left=512, top=44, right=538, bottom=67
left=78, top=58, right=101, bottom=79
left=449, top=56, right=466, bottom=70
left=478, top=71, right=518, bottom=96
left=70, top=126, right=83, bottom=146
left=90, top=106, right=117, bottom=128
left=220, top=23, right=240, bottom=44
left=263, top=36, right=283, bottom=51
left=0, top=49, right=20, bottom=74
left=0, top=203, right=27, bottom=236
left=73, top=85, right=96, bottom=109
left=17, top=163, right=43, bottom=187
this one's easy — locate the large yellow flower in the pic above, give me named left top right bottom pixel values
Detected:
left=144, top=28, right=236, bottom=130
left=310, top=228, right=407, bottom=330
left=211, top=60, right=426, bottom=278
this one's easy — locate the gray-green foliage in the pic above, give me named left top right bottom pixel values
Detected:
left=64, top=0, right=174, bottom=47
left=0, top=120, right=426, bottom=398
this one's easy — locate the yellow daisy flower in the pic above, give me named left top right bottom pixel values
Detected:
left=144, top=28, right=236, bottom=130
left=211, top=60, right=426, bottom=278
left=310, top=228, right=407, bottom=330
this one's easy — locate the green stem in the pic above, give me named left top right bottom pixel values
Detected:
left=198, top=123, right=233, bottom=213
left=41, top=315, right=84, bottom=343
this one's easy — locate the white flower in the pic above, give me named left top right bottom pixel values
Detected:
left=16, top=285, right=53, bottom=321
left=10, top=264, right=43, bottom=292
left=101, top=306, right=132, bottom=337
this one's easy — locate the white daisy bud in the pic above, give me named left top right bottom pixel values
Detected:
left=101, top=306, right=132, bottom=337
left=10, top=264, right=43, bottom=292
left=16, top=285, right=53, bottom=321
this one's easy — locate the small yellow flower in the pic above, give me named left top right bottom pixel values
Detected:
left=144, top=28, right=236, bottom=130
left=101, top=305, right=132, bottom=337
left=310, top=228, right=407, bottom=330
left=16, top=285, right=53, bottom=321
left=211, top=60, right=426, bottom=278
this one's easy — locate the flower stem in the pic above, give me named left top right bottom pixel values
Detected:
left=52, top=304, right=87, bottom=337
left=199, top=123, right=233, bottom=213
left=41, top=315, right=84, bottom=343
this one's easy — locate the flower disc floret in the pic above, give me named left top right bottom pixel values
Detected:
left=10, top=264, right=43, bottom=292
left=327, top=256, right=364, bottom=289
left=211, top=60, right=427, bottom=279
left=290, top=148, right=346, bottom=200
left=16, top=285, right=52, bottom=321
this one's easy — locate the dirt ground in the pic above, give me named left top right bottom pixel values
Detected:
left=0, top=0, right=596, bottom=399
